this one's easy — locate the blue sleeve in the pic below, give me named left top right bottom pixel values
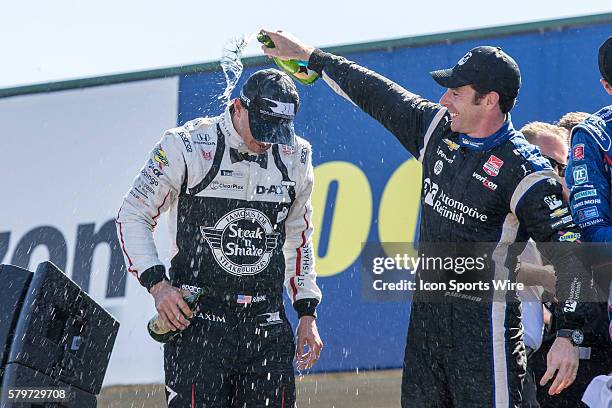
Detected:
left=566, top=129, right=612, bottom=242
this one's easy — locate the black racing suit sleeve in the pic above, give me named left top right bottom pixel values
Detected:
left=308, top=49, right=447, bottom=159
left=514, top=177, right=595, bottom=330
left=139, top=265, right=169, bottom=292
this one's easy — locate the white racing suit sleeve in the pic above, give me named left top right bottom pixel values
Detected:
left=116, top=130, right=186, bottom=290
left=283, top=142, right=322, bottom=317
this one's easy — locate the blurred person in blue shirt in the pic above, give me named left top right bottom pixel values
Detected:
left=565, top=35, right=612, bottom=408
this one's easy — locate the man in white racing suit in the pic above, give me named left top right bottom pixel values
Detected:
left=116, top=69, right=323, bottom=407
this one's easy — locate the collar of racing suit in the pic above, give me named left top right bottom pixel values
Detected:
left=458, top=114, right=519, bottom=151
left=219, top=106, right=260, bottom=155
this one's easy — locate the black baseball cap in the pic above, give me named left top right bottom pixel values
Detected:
left=598, top=36, right=612, bottom=84
left=239, top=68, right=299, bottom=146
left=430, top=46, right=521, bottom=99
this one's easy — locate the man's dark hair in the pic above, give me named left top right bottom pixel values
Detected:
left=471, top=84, right=516, bottom=114
left=599, top=36, right=612, bottom=84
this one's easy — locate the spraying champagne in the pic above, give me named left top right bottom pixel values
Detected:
left=257, top=32, right=319, bottom=85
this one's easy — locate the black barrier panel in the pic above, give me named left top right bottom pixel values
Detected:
left=6, top=262, right=119, bottom=395
left=1, top=363, right=96, bottom=407
left=0, top=265, right=33, bottom=377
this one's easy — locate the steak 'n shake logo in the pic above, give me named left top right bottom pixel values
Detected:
left=201, top=209, right=280, bottom=276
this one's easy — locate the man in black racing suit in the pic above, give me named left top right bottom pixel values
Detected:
left=116, top=69, right=323, bottom=407
left=261, top=30, right=596, bottom=407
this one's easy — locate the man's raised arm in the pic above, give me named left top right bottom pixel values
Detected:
left=260, top=29, right=447, bottom=160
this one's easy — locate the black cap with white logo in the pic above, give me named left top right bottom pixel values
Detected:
left=599, top=36, right=612, bottom=84
left=430, top=46, right=521, bottom=99
left=240, top=68, right=300, bottom=146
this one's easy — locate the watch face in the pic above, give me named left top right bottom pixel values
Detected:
left=572, top=330, right=584, bottom=345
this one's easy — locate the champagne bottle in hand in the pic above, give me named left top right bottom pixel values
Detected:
left=147, top=291, right=202, bottom=343
left=257, top=32, right=319, bottom=85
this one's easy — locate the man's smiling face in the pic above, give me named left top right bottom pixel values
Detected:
left=439, top=85, right=489, bottom=135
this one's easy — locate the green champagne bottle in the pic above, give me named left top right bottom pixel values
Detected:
left=147, top=291, right=202, bottom=343
left=257, top=32, right=319, bottom=86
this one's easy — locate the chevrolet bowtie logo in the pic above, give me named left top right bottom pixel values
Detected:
left=443, top=138, right=460, bottom=151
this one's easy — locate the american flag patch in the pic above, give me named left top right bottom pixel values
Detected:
left=237, top=295, right=252, bottom=304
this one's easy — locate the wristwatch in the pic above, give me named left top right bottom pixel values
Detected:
left=556, top=329, right=584, bottom=346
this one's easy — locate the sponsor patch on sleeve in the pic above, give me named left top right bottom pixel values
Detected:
left=572, top=144, right=584, bottom=161
left=549, top=207, right=569, bottom=218
left=577, top=206, right=600, bottom=222
left=572, top=164, right=588, bottom=185
left=178, top=131, right=193, bottom=153
left=573, top=189, right=598, bottom=200
left=572, top=198, right=602, bottom=209
left=544, top=195, right=562, bottom=210
left=154, top=146, right=169, bottom=169
left=557, top=231, right=581, bottom=242
left=564, top=300, right=577, bottom=313
left=550, top=215, right=574, bottom=229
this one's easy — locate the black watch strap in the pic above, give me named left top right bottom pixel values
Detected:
left=556, top=329, right=583, bottom=346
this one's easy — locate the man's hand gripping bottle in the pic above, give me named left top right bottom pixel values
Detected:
left=257, top=32, right=319, bottom=85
